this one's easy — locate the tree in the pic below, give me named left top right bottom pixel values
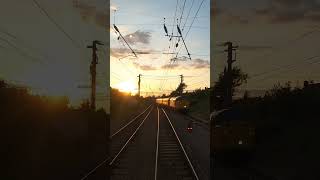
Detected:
left=212, top=66, right=248, bottom=109
left=243, top=90, right=250, bottom=99
left=213, top=66, right=248, bottom=96
left=79, top=99, right=91, bottom=110
left=0, top=80, right=6, bottom=88
left=170, top=82, right=187, bottom=96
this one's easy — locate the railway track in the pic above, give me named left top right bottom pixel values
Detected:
left=160, top=108, right=210, bottom=180
left=81, top=104, right=200, bottom=180
left=109, top=106, right=200, bottom=180
left=109, top=105, right=155, bottom=180
left=156, top=108, right=199, bottom=180
left=109, top=104, right=153, bottom=159
left=80, top=104, right=153, bottom=180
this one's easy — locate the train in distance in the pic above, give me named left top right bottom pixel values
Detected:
left=156, top=96, right=194, bottom=133
left=156, top=96, right=190, bottom=112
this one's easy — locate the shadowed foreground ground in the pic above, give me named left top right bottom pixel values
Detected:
left=1, top=80, right=109, bottom=179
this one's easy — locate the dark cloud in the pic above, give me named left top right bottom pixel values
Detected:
left=213, top=9, right=250, bottom=24
left=225, top=14, right=250, bottom=24
left=255, top=0, right=320, bottom=23
left=110, top=48, right=130, bottom=58
left=171, top=56, right=190, bottom=62
left=239, top=45, right=273, bottom=51
left=133, top=62, right=157, bottom=71
left=110, top=48, right=155, bottom=58
left=212, top=0, right=250, bottom=24
left=189, top=59, right=210, bottom=69
left=161, top=64, right=180, bottom=69
left=272, top=0, right=303, bottom=7
left=135, top=50, right=153, bottom=55
left=160, top=58, right=209, bottom=70
left=123, top=30, right=151, bottom=45
left=303, top=10, right=320, bottom=21
left=72, top=0, right=108, bottom=28
left=215, top=0, right=320, bottom=24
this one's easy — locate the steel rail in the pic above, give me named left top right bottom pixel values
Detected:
left=80, top=157, right=110, bottom=180
left=161, top=108, right=200, bottom=180
left=110, top=104, right=152, bottom=138
left=80, top=104, right=152, bottom=179
left=154, top=107, right=160, bottom=180
left=109, top=107, right=153, bottom=166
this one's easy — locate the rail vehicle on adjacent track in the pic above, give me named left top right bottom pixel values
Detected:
left=155, top=96, right=190, bottom=112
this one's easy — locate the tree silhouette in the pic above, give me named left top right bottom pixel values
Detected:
left=80, top=99, right=91, bottom=110
left=212, top=66, right=248, bottom=109
left=170, top=82, right=187, bottom=96
left=213, top=66, right=248, bottom=96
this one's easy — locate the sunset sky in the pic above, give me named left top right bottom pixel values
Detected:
left=0, top=0, right=109, bottom=111
left=211, top=0, right=320, bottom=91
left=110, top=0, right=210, bottom=96
left=2, top=0, right=319, bottom=110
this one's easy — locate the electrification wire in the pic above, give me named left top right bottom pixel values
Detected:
left=117, top=58, right=137, bottom=76
left=185, top=70, right=210, bottom=84
left=159, top=36, right=184, bottom=90
left=0, top=31, right=54, bottom=65
left=158, top=0, right=182, bottom=90
left=159, top=44, right=176, bottom=90
left=187, top=80, right=209, bottom=88
left=159, top=60, right=175, bottom=91
left=142, top=74, right=186, bottom=77
left=112, top=9, right=208, bottom=19
left=182, top=0, right=195, bottom=31
left=175, top=0, right=206, bottom=58
left=251, top=59, right=320, bottom=87
left=0, top=27, right=17, bottom=39
left=247, top=27, right=320, bottom=64
left=179, top=0, right=187, bottom=27
left=184, top=0, right=206, bottom=38
left=114, top=23, right=207, bottom=29
left=212, top=23, right=320, bottom=90
left=251, top=55, right=319, bottom=80
left=31, top=0, right=82, bottom=49
left=0, top=36, right=42, bottom=63
left=249, top=55, right=320, bottom=83
left=113, top=24, right=137, bottom=57
left=171, top=0, right=179, bottom=39
left=160, top=28, right=181, bottom=90
left=111, top=71, right=125, bottom=81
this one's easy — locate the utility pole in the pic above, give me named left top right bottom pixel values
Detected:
left=137, top=74, right=142, bottom=97
left=223, top=41, right=238, bottom=106
left=180, top=74, right=184, bottom=84
left=87, top=40, right=103, bottom=110
left=179, top=74, right=184, bottom=95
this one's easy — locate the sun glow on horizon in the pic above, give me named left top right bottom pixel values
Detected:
left=114, top=81, right=137, bottom=94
